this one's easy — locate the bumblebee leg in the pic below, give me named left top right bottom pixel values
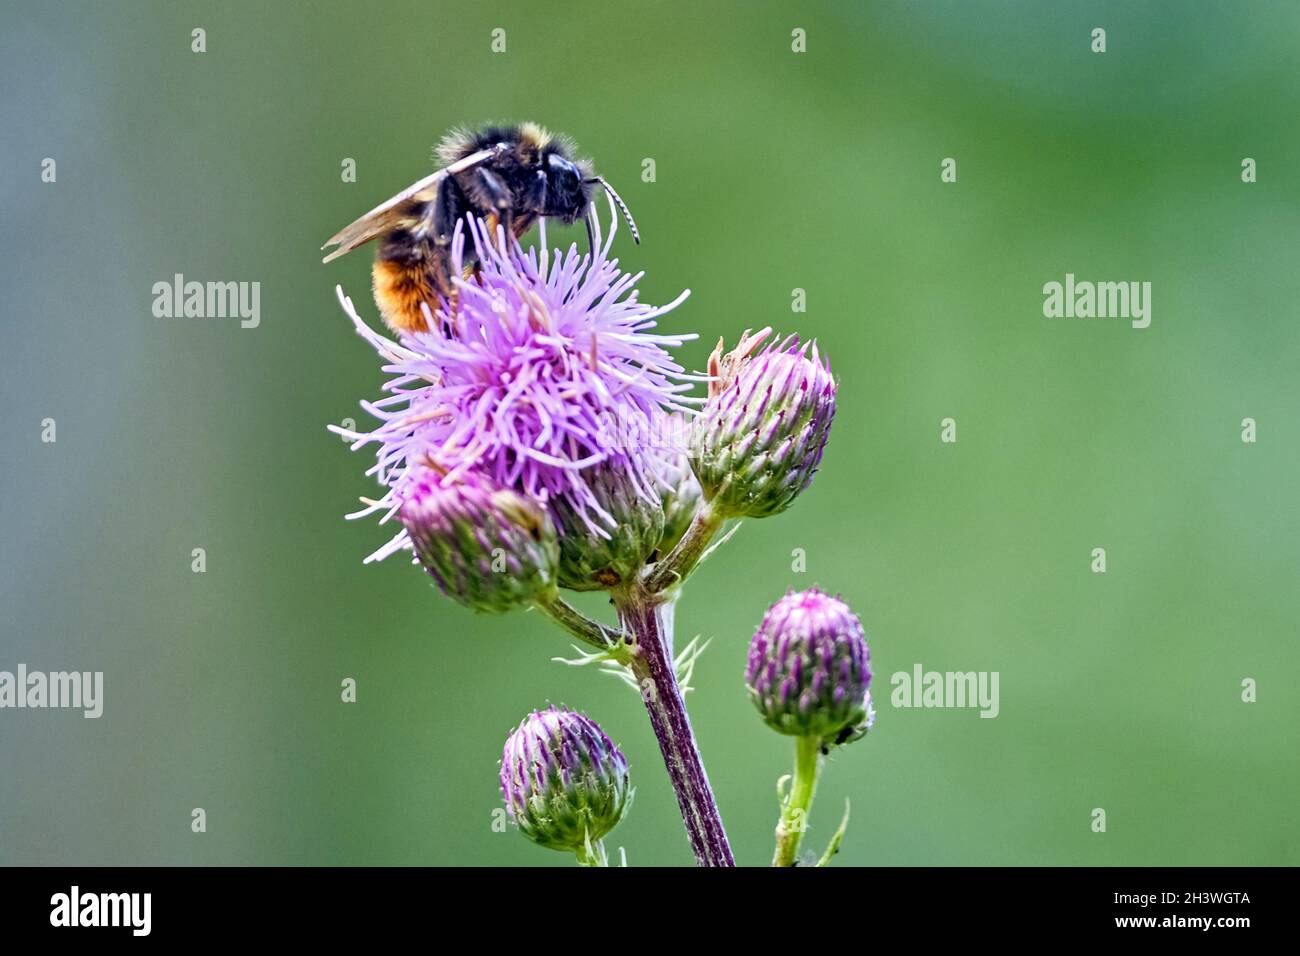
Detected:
left=433, top=175, right=467, bottom=259
left=509, top=212, right=537, bottom=243
left=473, top=167, right=514, bottom=246
left=433, top=176, right=472, bottom=334
left=524, top=168, right=547, bottom=213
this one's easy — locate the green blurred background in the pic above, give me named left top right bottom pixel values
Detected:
left=2, top=0, right=1297, bottom=866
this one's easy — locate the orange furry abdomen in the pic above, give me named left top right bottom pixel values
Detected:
left=372, top=258, right=439, bottom=334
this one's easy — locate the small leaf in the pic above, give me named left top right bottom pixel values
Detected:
left=697, top=520, right=743, bottom=566
left=560, top=636, right=712, bottom=697
left=552, top=644, right=624, bottom=668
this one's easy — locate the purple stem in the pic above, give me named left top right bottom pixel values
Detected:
left=616, top=588, right=735, bottom=867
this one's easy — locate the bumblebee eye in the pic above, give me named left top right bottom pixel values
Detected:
left=546, top=153, right=581, bottom=191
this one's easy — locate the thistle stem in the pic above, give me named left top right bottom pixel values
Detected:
left=615, top=585, right=734, bottom=867
left=644, top=500, right=725, bottom=593
left=534, top=590, right=628, bottom=658
left=773, top=734, right=822, bottom=867
left=575, top=837, right=608, bottom=867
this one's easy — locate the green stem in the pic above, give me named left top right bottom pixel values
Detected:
left=644, top=500, right=724, bottom=593
left=773, top=735, right=822, bottom=867
left=575, top=836, right=607, bottom=867
left=533, top=590, right=629, bottom=659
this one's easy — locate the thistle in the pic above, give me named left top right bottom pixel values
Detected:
left=330, top=193, right=863, bottom=869
left=500, top=706, right=632, bottom=865
left=746, top=588, right=873, bottom=743
left=691, top=329, right=836, bottom=519
left=397, top=467, right=558, bottom=614
left=549, top=459, right=665, bottom=592
left=333, top=209, right=731, bottom=865
left=746, top=588, right=873, bottom=866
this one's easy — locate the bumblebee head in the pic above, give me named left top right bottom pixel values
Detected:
left=542, top=152, right=592, bottom=223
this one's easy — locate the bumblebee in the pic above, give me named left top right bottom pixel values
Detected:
left=322, top=122, right=638, bottom=334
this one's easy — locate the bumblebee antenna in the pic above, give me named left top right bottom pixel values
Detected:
left=584, top=207, right=597, bottom=258
left=590, top=177, right=640, bottom=244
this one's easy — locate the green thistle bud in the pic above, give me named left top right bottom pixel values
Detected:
left=398, top=468, right=559, bottom=614
left=549, top=459, right=665, bottom=591
left=656, top=413, right=703, bottom=555
left=691, top=329, right=837, bottom=519
left=500, top=706, right=633, bottom=864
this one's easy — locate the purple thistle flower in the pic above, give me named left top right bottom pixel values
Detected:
left=332, top=211, right=696, bottom=563
left=500, top=705, right=632, bottom=859
left=745, top=588, right=873, bottom=744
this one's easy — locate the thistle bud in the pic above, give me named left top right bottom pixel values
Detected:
left=500, top=706, right=632, bottom=862
left=398, top=468, right=559, bottom=613
left=745, top=588, right=872, bottom=744
left=549, top=459, right=665, bottom=591
left=655, top=413, right=703, bottom=555
left=691, top=330, right=836, bottom=519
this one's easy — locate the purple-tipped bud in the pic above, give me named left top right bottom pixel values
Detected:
left=500, top=706, right=633, bottom=856
left=745, top=588, right=872, bottom=744
left=398, top=468, right=559, bottom=614
left=549, top=460, right=665, bottom=591
left=691, top=330, right=836, bottom=519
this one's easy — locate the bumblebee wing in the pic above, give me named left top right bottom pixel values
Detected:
left=321, top=147, right=497, bottom=263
